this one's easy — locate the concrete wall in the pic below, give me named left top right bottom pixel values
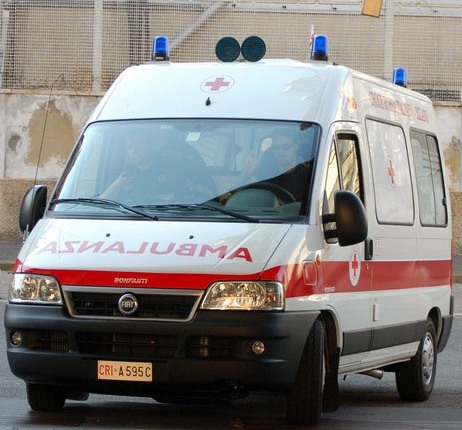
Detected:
left=1, top=92, right=462, bottom=252
left=435, top=103, right=462, bottom=253
left=0, top=91, right=100, bottom=241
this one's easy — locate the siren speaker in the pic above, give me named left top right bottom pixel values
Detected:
left=215, top=37, right=240, bottom=62
left=241, top=36, right=266, bottom=62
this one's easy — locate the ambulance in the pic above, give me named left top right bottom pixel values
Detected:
left=4, top=35, right=453, bottom=425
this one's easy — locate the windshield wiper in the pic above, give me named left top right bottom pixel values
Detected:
left=133, top=203, right=260, bottom=223
left=49, top=198, right=159, bottom=220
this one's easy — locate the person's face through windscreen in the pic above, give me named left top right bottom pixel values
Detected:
left=271, top=132, right=300, bottom=173
left=126, top=129, right=169, bottom=171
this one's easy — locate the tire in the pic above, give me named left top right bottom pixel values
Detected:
left=26, top=383, right=66, bottom=411
left=395, top=319, right=437, bottom=401
left=286, top=318, right=324, bottom=425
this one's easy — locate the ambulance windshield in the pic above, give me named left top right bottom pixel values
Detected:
left=52, top=119, right=319, bottom=220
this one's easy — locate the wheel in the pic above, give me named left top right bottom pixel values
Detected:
left=287, top=318, right=324, bottom=425
left=395, top=319, right=437, bottom=401
left=26, top=383, right=66, bottom=411
left=241, top=181, right=296, bottom=204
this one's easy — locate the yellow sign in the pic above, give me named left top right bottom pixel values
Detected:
left=362, top=0, right=383, bottom=17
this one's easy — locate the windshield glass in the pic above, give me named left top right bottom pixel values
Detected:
left=52, top=119, right=320, bottom=219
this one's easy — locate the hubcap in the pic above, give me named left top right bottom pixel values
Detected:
left=421, top=332, right=434, bottom=386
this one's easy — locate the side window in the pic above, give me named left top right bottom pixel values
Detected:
left=411, top=131, right=447, bottom=226
left=337, top=133, right=363, bottom=201
left=323, top=132, right=363, bottom=241
left=324, top=141, right=341, bottom=216
left=366, top=119, right=414, bottom=225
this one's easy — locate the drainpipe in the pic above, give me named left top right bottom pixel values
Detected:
left=92, top=0, right=103, bottom=93
left=170, top=1, right=228, bottom=52
left=383, top=0, right=394, bottom=82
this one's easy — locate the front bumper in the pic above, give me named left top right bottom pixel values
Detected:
left=5, top=303, right=319, bottom=397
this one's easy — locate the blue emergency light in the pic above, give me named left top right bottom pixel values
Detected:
left=310, top=34, right=328, bottom=61
left=152, top=36, right=169, bottom=61
left=393, top=67, right=407, bottom=87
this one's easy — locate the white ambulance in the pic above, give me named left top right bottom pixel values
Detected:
left=5, top=35, right=453, bottom=425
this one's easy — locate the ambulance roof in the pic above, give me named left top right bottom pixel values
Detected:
left=89, top=58, right=434, bottom=127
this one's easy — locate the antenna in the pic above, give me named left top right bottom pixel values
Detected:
left=34, top=74, right=64, bottom=185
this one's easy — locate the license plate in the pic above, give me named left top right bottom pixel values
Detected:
left=97, top=360, right=153, bottom=382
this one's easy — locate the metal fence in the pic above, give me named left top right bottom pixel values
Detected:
left=1, top=1, right=461, bottom=101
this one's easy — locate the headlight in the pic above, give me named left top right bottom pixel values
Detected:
left=201, top=281, right=283, bottom=311
left=9, top=274, right=62, bottom=305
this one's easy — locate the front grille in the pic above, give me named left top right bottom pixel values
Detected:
left=76, top=332, right=177, bottom=359
left=63, top=287, right=202, bottom=321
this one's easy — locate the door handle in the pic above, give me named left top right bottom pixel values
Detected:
left=365, top=238, right=373, bottom=261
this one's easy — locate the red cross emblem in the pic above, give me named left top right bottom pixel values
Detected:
left=201, top=76, right=234, bottom=93
left=388, top=158, right=396, bottom=187
left=349, top=247, right=361, bottom=286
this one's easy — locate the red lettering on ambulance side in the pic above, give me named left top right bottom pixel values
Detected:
left=415, top=107, right=429, bottom=122
left=369, top=91, right=429, bottom=123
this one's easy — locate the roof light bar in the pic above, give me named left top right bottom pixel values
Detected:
left=393, top=67, right=407, bottom=87
left=152, top=36, right=169, bottom=61
left=215, top=36, right=266, bottom=62
left=310, top=34, right=328, bottom=61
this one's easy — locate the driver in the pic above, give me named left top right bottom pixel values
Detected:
left=101, top=130, right=168, bottom=202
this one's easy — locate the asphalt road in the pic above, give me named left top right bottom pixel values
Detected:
left=0, top=273, right=461, bottom=429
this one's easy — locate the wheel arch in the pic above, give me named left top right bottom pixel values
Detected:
left=428, top=307, right=441, bottom=341
left=320, top=310, right=340, bottom=358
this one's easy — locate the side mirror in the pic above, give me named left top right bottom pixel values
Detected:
left=334, top=190, right=368, bottom=246
left=19, top=185, right=48, bottom=234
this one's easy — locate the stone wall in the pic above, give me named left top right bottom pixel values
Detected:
left=451, top=192, right=462, bottom=254
left=0, top=90, right=99, bottom=241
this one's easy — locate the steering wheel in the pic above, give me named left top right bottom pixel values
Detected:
left=238, top=181, right=296, bottom=205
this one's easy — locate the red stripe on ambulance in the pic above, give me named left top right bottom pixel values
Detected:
left=18, top=258, right=451, bottom=298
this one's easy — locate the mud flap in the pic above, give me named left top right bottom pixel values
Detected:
left=322, top=346, right=340, bottom=413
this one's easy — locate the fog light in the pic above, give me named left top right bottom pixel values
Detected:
left=10, top=331, right=23, bottom=346
left=251, top=340, right=265, bottom=355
